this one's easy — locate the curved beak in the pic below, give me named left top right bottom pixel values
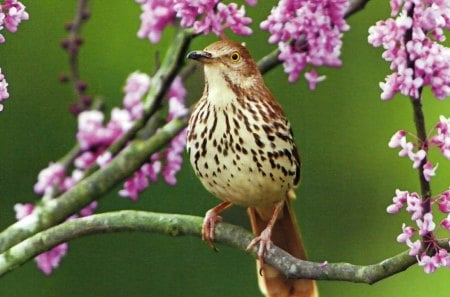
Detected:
left=187, top=50, right=212, bottom=62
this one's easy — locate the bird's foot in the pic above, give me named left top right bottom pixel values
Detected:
left=246, top=227, right=273, bottom=268
left=202, top=209, right=223, bottom=251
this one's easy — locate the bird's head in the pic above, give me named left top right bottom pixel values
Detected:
left=187, top=40, right=261, bottom=84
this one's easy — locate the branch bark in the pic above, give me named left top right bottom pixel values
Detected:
left=0, top=210, right=417, bottom=284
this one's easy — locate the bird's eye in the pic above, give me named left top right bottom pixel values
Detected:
left=230, top=51, right=240, bottom=63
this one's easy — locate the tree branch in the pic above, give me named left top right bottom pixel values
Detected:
left=0, top=210, right=418, bottom=284
left=0, top=117, right=187, bottom=253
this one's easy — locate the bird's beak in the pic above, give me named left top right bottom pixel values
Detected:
left=187, top=50, right=213, bottom=62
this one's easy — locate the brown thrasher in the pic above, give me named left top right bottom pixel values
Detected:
left=186, top=40, right=317, bottom=297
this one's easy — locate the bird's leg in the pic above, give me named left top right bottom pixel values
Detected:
left=246, top=200, right=284, bottom=266
left=202, top=201, right=232, bottom=250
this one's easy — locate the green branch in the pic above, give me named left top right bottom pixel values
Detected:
left=0, top=117, right=187, bottom=253
left=0, top=210, right=417, bottom=283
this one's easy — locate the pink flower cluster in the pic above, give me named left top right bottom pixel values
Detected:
left=387, top=189, right=450, bottom=273
left=368, top=0, right=450, bottom=100
left=0, top=67, right=9, bottom=109
left=260, top=0, right=349, bottom=85
left=389, top=115, right=450, bottom=183
left=136, top=0, right=252, bottom=44
left=0, top=0, right=28, bottom=43
left=14, top=201, right=97, bottom=275
left=387, top=115, right=450, bottom=273
left=24, top=72, right=187, bottom=274
left=119, top=76, right=188, bottom=200
left=0, top=0, right=28, bottom=109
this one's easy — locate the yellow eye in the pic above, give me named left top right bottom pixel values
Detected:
left=230, top=51, right=240, bottom=62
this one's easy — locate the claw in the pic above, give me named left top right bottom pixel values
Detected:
left=202, top=209, right=223, bottom=250
left=201, top=201, right=231, bottom=251
left=247, top=227, right=273, bottom=271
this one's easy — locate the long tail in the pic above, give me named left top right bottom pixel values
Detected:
left=248, top=199, right=318, bottom=297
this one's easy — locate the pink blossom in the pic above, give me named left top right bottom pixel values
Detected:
left=14, top=203, right=34, bottom=220
left=120, top=76, right=187, bottom=200
left=2, top=0, right=29, bottom=33
left=406, top=192, right=423, bottom=221
left=388, top=130, right=406, bottom=148
left=79, top=201, right=98, bottom=217
left=136, top=0, right=176, bottom=43
left=418, top=255, right=439, bottom=273
left=167, top=76, right=188, bottom=121
left=441, top=215, right=450, bottom=232
left=416, top=212, right=436, bottom=236
left=387, top=189, right=409, bottom=214
left=438, top=190, right=450, bottom=213
left=35, top=243, right=68, bottom=275
left=136, top=0, right=252, bottom=43
left=33, top=163, right=66, bottom=196
left=304, top=69, right=326, bottom=90
left=407, top=239, right=421, bottom=256
left=96, top=151, right=112, bottom=168
left=398, top=141, right=413, bottom=157
left=76, top=108, right=132, bottom=150
left=369, top=1, right=450, bottom=100
left=0, top=0, right=29, bottom=43
left=123, top=71, right=150, bottom=120
left=431, top=115, right=450, bottom=160
left=119, top=164, right=151, bottom=201
left=435, top=249, right=450, bottom=267
left=423, top=161, right=438, bottom=182
left=408, top=149, right=426, bottom=169
left=162, top=128, right=187, bottom=185
left=261, top=0, right=349, bottom=84
left=14, top=202, right=68, bottom=275
left=396, top=223, right=415, bottom=243
left=0, top=68, right=9, bottom=109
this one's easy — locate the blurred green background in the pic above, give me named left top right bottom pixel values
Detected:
left=1, top=1, right=450, bottom=296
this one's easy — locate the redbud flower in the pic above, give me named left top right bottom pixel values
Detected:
left=408, top=149, right=426, bottom=169
left=123, top=71, right=150, bottom=120
left=369, top=0, right=450, bottom=100
left=261, top=0, right=349, bottom=84
left=416, top=213, right=436, bottom=236
left=388, top=130, right=406, bottom=148
left=119, top=76, right=187, bottom=200
left=387, top=189, right=408, bottom=214
left=438, top=190, right=450, bottom=213
left=418, top=255, right=439, bottom=274
left=396, top=223, right=414, bottom=243
left=423, top=161, right=438, bottom=182
left=14, top=203, right=68, bottom=275
left=0, top=68, right=8, bottom=109
left=33, top=163, right=66, bottom=196
left=407, top=239, right=421, bottom=256
left=304, top=70, right=326, bottom=91
left=35, top=243, right=69, bottom=275
left=136, top=0, right=252, bottom=44
left=441, top=215, right=450, bottom=232
left=14, top=203, right=34, bottom=220
left=406, top=192, right=423, bottom=221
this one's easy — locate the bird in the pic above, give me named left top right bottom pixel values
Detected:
left=186, top=39, right=317, bottom=297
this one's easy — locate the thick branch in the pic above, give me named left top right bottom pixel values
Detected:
left=0, top=118, right=187, bottom=253
left=0, top=210, right=416, bottom=283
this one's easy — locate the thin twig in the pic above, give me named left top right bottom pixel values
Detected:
left=65, top=0, right=90, bottom=110
left=0, top=210, right=421, bottom=284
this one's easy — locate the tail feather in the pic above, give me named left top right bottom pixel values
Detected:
left=248, top=199, right=318, bottom=297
